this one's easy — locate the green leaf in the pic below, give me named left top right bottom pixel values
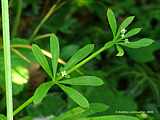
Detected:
left=33, top=81, right=54, bottom=104
left=116, top=45, right=124, bottom=56
left=54, top=107, right=85, bottom=120
left=107, top=8, right=117, bottom=37
left=59, top=76, right=104, bottom=86
left=78, top=115, right=139, bottom=120
left=82, top=103, right=109, bottom=117
left=32, top=44, right=52, bottom=78
left=50, top=34, right=60, bottom=80
left=63, top=44, right=94, bottom=70
left=0, top=114, right=7, bottom=120
left=119, top=16, right=135, bottom=30
left=126, top=42, right=160, bottom=63
left=125, top=28, right=142, bottom=38
left=59, top=84, right=89, bottom=108
left=121, top=38, right=154, bottom=48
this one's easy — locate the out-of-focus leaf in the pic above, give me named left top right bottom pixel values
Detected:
left=82, top=103, right=109, bottom=117
left=12, top=66, right=29, bottom=85
left=78, top=115, right=139, bottom=120
left=54, top=107, right=85, bottom=120
left=126, top=42, right=160, bottom=63
left=0, top=114, right=6, bottom=120
left=28, top=94, right=66, bottom=116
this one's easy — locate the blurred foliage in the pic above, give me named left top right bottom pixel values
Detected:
left=0, top=0, right=160, bottom=119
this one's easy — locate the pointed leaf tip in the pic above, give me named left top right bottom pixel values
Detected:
left=107, top=8, right=117, bottom=37
left=50, top=34, right=60, bottom=80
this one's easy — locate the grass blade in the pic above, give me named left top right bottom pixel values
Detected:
left=1, top=0, right=13, bottom=119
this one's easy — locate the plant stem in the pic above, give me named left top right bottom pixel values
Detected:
left=13, top=97, right=34, bottom=116
left=67, top=46, right=106, bottom=75
left=1, top=0, right=13, bottom=119
left=13, top=42, right=113, bottom=116
left=30, top=1, right=66, bottom=40
left=11, top=0, right=22, bottom=37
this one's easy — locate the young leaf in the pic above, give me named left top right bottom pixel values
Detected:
left=59, top=76, right=104, bottom=86
left=63, top=44, right=94, bottom=70
left=32, top=44, right=52, bottom=78
left=121, top=38, right=154, bottom=48
left=119, top=16, right=135, bottom=30
left=33, top=81, right=54, bottom=104
left=107, top=8, right=117, bottom=37
left=116, top=45, right=124, bottom=56
left=50, top=34, right=60, bottom=80
left=59, top=84, right=89, bottom=108
left=78, top=115, right=139, bottom=120
left=125, top=28, right=142, bottom=38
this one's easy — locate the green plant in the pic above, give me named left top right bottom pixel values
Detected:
left=1, top=0, right=13, bottom=120
left=12, top=8, right=154, bottom=120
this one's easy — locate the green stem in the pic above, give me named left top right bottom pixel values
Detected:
left=34, top=33, right=53, bottom=41
left=11, top=0, right=22, bottom=37
left=1, top=0, right=13, bottom=119
left=13, top=97, right=34, bottom=116
left=13, top=42, right=114, bottom=116
left=30, top=1, right=66, bottom=40
left=67, top=47, right=106, bottom=75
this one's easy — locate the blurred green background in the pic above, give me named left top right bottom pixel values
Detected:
left=0, top=0, right=160, bottom=119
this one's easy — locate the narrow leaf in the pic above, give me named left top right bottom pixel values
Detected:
left=107, top=8, right=117, bottom=37
left=59, top=84, right=89, bottom=108
left=64, top=44, right=94, bottom=70
left=32, top=44, right=52, bottom=78
left=121, top=38, right=154, bottom=48
left=50, top=34, right=59, bottom=79
left=116, top=45, right=124, bottom=56
left=59, top=76, right=104, bottom=86
left=78, top=115, right=139, bottom=120
left=119, top=16, right=135, bottom=30
left=33, top=81, right=54, bottom=104
left=125, top=28, right=142, bottom=38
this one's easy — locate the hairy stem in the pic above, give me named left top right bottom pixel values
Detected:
left=1, top=0, right=13, bottom=119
